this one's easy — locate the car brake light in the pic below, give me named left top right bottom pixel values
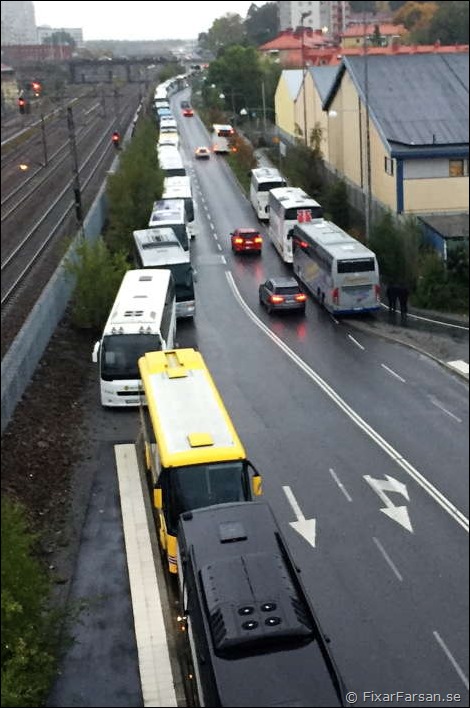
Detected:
left=254, top=237, right=263, bottom=244
left=234, top=238, right=243, bottom=244
left=295, top=293, right=307, bottom=302
left=374, top=284, right=380, bottom=301
left=332, top=287, right=339, bottom=305
left=270, top=295, right=285, bottom=304
left=231, top=147, right=238, bottom=152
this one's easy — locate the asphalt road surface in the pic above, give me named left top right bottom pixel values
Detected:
left=48, top=91, right=469, bottom=708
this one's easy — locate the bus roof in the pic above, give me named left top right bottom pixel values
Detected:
left=178, top=501, right=346, bottom=707
left=149, top=199, right=185, bottom=227
left=212, top=123, right=233, bottom=131
left=251, top=167, right=285, bottom=183
left=103, top=270, right=172, bottom=335
left=138, top=348, right=246, bottom=468
left=295, top=221, right=377, bottom=260
left=133, top=228, right=190, bottom=267
left=269, top=186, right=321, bottom=209
left=163, top=175, right=192, bottom=200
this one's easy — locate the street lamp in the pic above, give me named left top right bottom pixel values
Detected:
left=300, top=11, right=312, bottom=146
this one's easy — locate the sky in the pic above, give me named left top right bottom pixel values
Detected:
left=33, top=1, right=262, bottom=41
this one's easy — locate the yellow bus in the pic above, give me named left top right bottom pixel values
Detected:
left=138, top=348, right=263, bottom=574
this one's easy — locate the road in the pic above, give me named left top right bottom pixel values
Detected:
left=48, top=90, right=469, bottom=707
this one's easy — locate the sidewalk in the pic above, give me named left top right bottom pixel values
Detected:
left=347, top=306, right=469, bottom=380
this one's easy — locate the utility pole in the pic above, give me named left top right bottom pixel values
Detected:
left=363, top=13, right=372, bottom=243
left=40, top=112, right=48, bottom=167
left=67, top=107, right=84, bottom=236
left=300, top=11, right=312, bottom=146
left=261, top=79, right=267, bottom=135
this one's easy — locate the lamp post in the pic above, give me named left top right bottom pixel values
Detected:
left=363, top=13, right=372, bottom=243
left=300, top=10, right=312, bottom=146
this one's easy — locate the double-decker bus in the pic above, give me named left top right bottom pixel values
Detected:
left=249, top=167, right=286, bottom=221
left=268, top=187, right=323, bottom=264
left=211, top=124, right=234, bottom=154
left=138, top=348, right=263, bottom=574
left=293, top=220, right=381, bottom=314
left=177, top=501, right=346, bottom=708
left=92, top=270, right=176, bottom=407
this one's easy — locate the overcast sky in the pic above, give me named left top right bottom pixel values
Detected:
left=33, top=1, right=262, bottom=41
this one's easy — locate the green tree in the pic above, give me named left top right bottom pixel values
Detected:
left=207, top=45, right=263, bottom=115
left=64, top=238, right=129, bottom=331
left=106, top=118, right=164, bottom=253
left=324, top=180, right=350, bottom=231
left=393, top=1, right=439, bottom=32
left=44, top=30, right=76, bottom=49
left=244, top=2, right=279, bottom=46
left=370, top=24, right=384, bottom=46
left=425, top=1, right=469, bottom=44
left=1, top=499, right=60, bottom=707
left=204, top=13, right=246, bottom=54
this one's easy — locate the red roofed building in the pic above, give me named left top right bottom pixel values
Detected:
left=340, top=23, right=406, bottom=48
left=259, top=27, right=332, bottom=66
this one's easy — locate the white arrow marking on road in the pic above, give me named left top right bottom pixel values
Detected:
left=283, top=485, right=317, bottom=548
left=364, top=474, right=413, bottom=533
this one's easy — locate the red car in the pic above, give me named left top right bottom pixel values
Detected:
left=183, top=107, right=194, bottom=117
left=231, top=228, right=263, bottom=254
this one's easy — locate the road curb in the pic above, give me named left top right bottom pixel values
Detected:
left=347, top=319, right=469, bottom=382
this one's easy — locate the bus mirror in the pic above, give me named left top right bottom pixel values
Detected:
left=287, top=229, right=294, bottom=240
left=92, top=341, right=100, bottom=363
left=193, top=268, right=198, bottom=283
left=154, top=487, right=163, bottom=510
left=252, top=474, right=263, bottom=497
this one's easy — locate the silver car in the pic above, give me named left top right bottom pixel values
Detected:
left=258, top=277, right=307, bottom=314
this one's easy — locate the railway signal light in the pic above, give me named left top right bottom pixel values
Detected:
left=18, top=96, right=26, bottom=114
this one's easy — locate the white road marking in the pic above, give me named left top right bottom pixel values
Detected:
left=329, top=468, right=353, bottom=502
left=372, top=537, right=403, bottom=582
left=364, top=475, right=413, bottom=533
left=348, top=334, right=365, bottom=350
left=380, top=303, right=469, bottom=332
left=381, top=363, right=406, bottom=383
left=225, top=272, right=468, bottom=533
left=283, top=485, right=317, bottom=548
left=447, top=360, right=469, bottom=375
left=433, top=631, right=469, bottom=690
left=216, top=243, right=222, bottom=251
left=221, top=256, right=226, bottom=264
left=430, top=397, right=463, bottom=423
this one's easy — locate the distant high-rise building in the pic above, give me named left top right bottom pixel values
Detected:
left=278, top=1, right=350, bottom=39
left=37, top=26, right=84, bottom=48
left=1, top=1, right=37, bottom=45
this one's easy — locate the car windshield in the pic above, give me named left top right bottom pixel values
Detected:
left=240, top=232, right=259, bottom=238
left=101, top=334, right=162, bottom=380
left=168, top=461, right=248, bottom=530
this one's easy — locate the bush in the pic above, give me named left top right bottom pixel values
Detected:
left=226, top=132, right=256, bottom=193
left=106, top=118, right=164, bottom=254
left=323, top=180, right=350, bottom=231
left=64, top=237, right=129, bottom=331
left=1, top=499, right=60, bottom=707
left=369, top=212, right=421, bottom=290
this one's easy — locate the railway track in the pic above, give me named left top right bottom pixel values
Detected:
left=0, top=83, right=144, bottom=357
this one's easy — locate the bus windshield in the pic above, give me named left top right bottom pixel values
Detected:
left=168, top=461, right=248, bottom=529
left=258, top=181, right=286, bottom=192
left=285, top=206, right=324, bottom=220
left=101, top=334, right=162, bottom=380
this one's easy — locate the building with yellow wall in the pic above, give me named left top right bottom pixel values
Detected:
left=274, top=69, right=303, bottom=143
left=323, top=53, right=469, bottom=215
left=295, top=66, right=338, bottom=160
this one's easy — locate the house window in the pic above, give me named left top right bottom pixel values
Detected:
left=384, top=156, right=394, bottom=176
left=449, top=159, right=468, bottom=177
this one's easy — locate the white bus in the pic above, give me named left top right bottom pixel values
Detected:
left=92, top=270, right=176, bottom=407
left=211, top=123, right=234, bottom=154
left=268, top=186, right=324, bottom=264
left=163, top=175, right=197, bottom=239
left=148, top=199, right=189, bottom=251
left=158, top=146, right=186, bottom=177
left=133, top=227, right=196, bottom=319
left=158, top=132, right=179, bottom=148
left=293, top=220, right=381, bottom=314
left=250, top=167, right=287, bottom=221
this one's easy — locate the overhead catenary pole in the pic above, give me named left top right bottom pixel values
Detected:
left=40, top=112, right=48, bottom=167
left=67, top=107, right=84, bottom=236
left=300, top=11, right=312, bottom=146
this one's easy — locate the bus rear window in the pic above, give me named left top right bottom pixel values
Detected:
left=217, top=129, right=233, bottom=137
left=337, top=258, right=375, bottom=273
left=258, top=181, right=286, bottom=192
left=285, top=206, right=323, bottom=220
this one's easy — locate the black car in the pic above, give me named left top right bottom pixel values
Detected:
left=259, top=277, right=307, bottom=314
left=180, top=100, right=191, bottom=109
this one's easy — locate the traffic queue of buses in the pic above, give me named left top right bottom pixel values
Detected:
left=90, top=75, right=370, bottom=706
